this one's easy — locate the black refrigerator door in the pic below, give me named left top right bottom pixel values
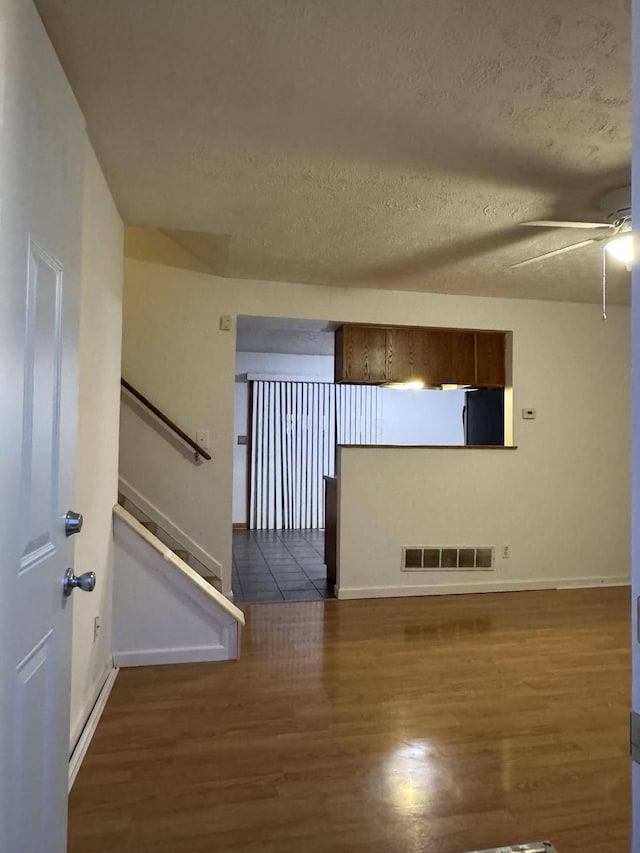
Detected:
left=464, top=388, right=504, bottom=446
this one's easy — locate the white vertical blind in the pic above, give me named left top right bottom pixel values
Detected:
left=334, top=383, right=381, bottom=445
left=249, top=381, right=381, bottom=529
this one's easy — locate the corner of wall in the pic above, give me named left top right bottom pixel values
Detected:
left=69, top=137, right=124, bottom=751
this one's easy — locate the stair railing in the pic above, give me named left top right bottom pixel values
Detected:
left=121, top=377, right=212, bottom=462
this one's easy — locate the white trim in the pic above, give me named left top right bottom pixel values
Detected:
left=113, top=640, right=236, bottom=668
left=68, top=666, right=119, bottom=791
left=335, top=576, right=631, bottom=599
left=118, top=476, right=223, bottom=577
left=113, top=504, right=245, bottom=625
left=555, top=577, right=630, bottom=589
left=69, top=661, right=113, bottom=751
left=245, top=373, right=332, bottom=382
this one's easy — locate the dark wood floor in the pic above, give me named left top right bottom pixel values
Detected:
left=68, top=588, right=631, bottom=853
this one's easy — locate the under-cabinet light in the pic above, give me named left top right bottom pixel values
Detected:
left=383, top=380, right=425, bottom=391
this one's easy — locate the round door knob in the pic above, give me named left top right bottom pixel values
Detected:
left=64, top=511, right=84, bottom=537
left=63, top=568, right=96, bottom=597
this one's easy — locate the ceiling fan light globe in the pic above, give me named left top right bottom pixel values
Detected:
left=605, top=234, right=635, bottom=268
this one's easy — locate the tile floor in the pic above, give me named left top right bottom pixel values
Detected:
left=232, top=528, right=334, bottom=603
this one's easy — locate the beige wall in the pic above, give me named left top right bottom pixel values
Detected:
left=338, top=442, right=629, bottom=597
left=70, top=141, right=123, bottom=749
left=121, top=258, right=630, bottom=596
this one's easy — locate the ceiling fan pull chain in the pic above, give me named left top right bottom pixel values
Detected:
left=601, top=246, right=607, bottom=321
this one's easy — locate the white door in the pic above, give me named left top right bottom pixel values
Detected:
left=632, top=316, right=639, bottom=845
left=633, top=3, right=640, bottom=850
left=0, top=2, right=86, bottom=852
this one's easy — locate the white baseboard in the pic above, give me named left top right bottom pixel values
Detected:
left=335, top=576, right=630, bottom=599
left=555, top=577, right=630, bottom=589
left=69, top=662, right=112, bottom=750
left=68, top=666, right=119, bottom=791
left=113, top=642, right=233, bottom=667
left=118, top=477, right=223, bottom=578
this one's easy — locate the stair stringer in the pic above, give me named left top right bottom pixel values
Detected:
left=112, top=506, right=244, bottom=667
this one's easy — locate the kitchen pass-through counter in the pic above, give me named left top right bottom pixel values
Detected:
left=323, top=442, right=625, bottom=602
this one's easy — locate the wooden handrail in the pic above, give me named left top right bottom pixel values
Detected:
left=121, top=378, right=212, bottom=461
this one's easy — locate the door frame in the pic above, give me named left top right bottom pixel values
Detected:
left=631, top=1, right=639, bottom=846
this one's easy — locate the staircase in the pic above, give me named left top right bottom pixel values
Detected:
left=112, top=503, right=244, bottom=666
left=114, top=383, right=242, bottom=666
left=117, top=489, right=223, bottom=592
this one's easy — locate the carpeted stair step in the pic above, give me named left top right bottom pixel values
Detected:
left=141, top=520, right=158, bottom=535
left=173, top=548, right=189, bottom=563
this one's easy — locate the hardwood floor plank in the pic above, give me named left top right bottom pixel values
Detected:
left=68, top=588, right=631, bottom=853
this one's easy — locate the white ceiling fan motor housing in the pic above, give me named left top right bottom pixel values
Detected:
left=600, top=185, right=631, bottom=227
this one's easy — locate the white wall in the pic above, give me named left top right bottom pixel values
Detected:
left=120, top=258, right=630, bottom=596
left=70, top=141, right=123, bottom=750
left=236, top=351, right=334, bottom=380
left=233, top=351, right=333, bottom=524
left=380, top=388, right=465, bottom=445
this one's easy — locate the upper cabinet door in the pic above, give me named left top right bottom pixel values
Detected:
left=386, top=327, right=427, bottom=383
left=475, top=331, right=506, bottom=387
left=335, top=325, right=388, bottom=383
left=424, top=329, right=476, bottom=387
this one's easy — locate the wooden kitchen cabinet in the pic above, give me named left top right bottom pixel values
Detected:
left=334, top=324, right=507, bottom=388
left=386, top=326, right=427, bottom=383
left=475, top=331, right=506, bottom=387
left=424, top=328, right=476, bottom=387
left=335, top=324, right=388, bottom=383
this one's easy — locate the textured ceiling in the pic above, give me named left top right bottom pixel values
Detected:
left=236, top=317, right=335, bottom=355
left=36, top=0, right=631, bottom=304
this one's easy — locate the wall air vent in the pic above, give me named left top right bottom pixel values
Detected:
left=402, top=546, right=494, bottom=572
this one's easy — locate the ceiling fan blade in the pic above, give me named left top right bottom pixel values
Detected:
left=520, top=220, right=613, bottom=229
left=510, top=239, right=600, bottom=269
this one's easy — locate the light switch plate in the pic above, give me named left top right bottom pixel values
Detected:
left=237, top=435, right=248, bottom=445
left=219, top=314, right=232, bottom=331
left=196, top=430, right=210, bottom=450
left=522, top=408, right=536, bottom=420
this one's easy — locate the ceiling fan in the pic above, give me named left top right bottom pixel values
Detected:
left=511, top=185, right=633, bottom=271
left=511, top=185, right=633, bottom=319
